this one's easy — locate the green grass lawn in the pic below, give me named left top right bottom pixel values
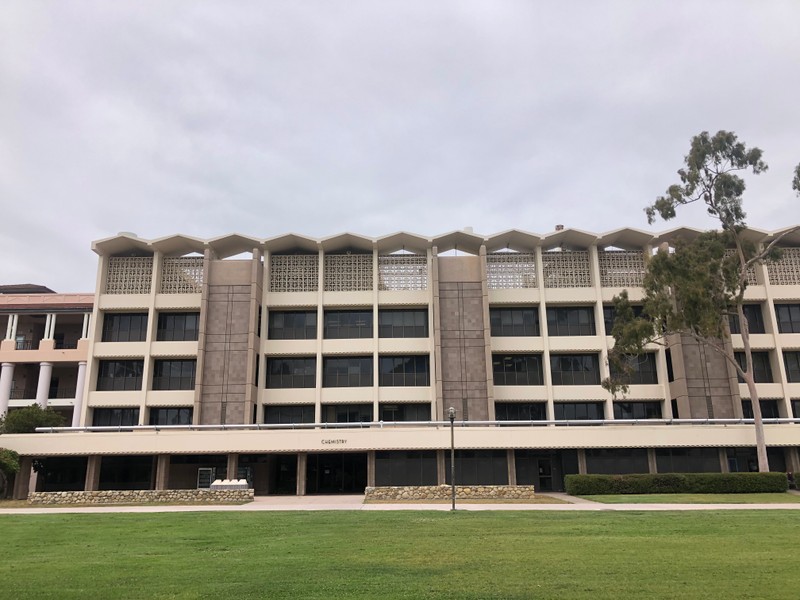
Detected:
left=582, top=492, right=800, bottom=504
left=1, top=511, right=798, bottom=599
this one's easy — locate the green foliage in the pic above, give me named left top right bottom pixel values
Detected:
left=794, top=162, right=800, bottom=196
left=0, top=404, right=65, bottom=434
left=646, top=130, right=767, bottom=228
left=0, top=447, right=20, bottom=498
left=565, top=472, right=788, bottom=495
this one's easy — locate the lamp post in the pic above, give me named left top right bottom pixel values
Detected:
left=448, top=406, right=456, bottom=511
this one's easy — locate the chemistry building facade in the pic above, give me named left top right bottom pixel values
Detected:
left=3, top=227, right=800, bottom=498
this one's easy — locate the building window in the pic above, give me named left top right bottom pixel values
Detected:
left=149, top=407, right=193, bottom=425
left=585, top=448, right=649, bottom=474
left=792, top=399, right=800, bottom=418
left=775, top=304, right=800, bottom=334
left=546, top=307, right=595, bottom=336
left=554, top=402, right=605, bottom=420
left=379, top=403, right=431, bottom=421
left=268, top=311, right=317, bottom=340
left=495, top=402, right=547, bottom=421
left=490, top=307, right=540, bottom=337
left=378, top=309, right=428, bottom=338
left=152, top=360, right=196, bottom=390
left=96, top=360, right=144, bottom=391
left=610, top=353, right=659, bottom=385
left=783, top=351, right=800, bottom=383
left=603, top=305, right=643, bottom=335
left=378, top=355, right=430, bottom=387
left=93, top=407, right=140, bottom=426
left=492, top=355, right=544, bottom=386
left=266, top=357, right=316, bottom=389
left=322, top=357, right=373, bottom=387
left=728, top=304, right=765, bottom=334
left=550, top=354, right=601, bottom=385
left=613, top=401, right=662, bottom=420
left=734, top=352, right=773, bottom=383
left=156, top=312, right=200, bottom=341
left=323, top=310, right=373, bottom=339
left=321, top=404, right=373, bottom=423
left=741, top=400, right=780, bottom=419
left=101, top=313, right=148, bottom=342
left=656, top=448, right=720, bottom=473
left=264, top=405, right=315, bottom=424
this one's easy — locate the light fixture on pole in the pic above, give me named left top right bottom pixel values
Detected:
left=448, top=406, right=456, bottom=511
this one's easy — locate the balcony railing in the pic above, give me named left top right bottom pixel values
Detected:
left=34, top=417, right=800, bottom=433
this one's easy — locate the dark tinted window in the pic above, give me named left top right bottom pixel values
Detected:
left=323, top=310, right=372, bottom=339
left=550, top=354, right=601, bottom=385
left=603, top=305, right=643, bottom=335
left=490, top=307, right=539, bottom=336
left=152, top=360, right=196, bottom=390
left=378, top=309, right=428, bottom=338
left=321, top=404, right=373, bottom=423
left=613, top=401, right=662, bottom=419
left=734, top=352, right=773, bottom=383
left=97, top=360, right=144, bottom=391
left=379, top=403, right=431, bottom=421
left=741, top=400, right=780, bottom=419
left=775, top=304, right=800, bottom=334
left=547, top=307, right=595, bottom=336
left=495, top=402, right=547, bottom=421
left=610, top=354, right=658, bottom=385
left=322, top=357, right=373, bottom=387
left=378, top=355, right=429, bottom=386
left=102, top=313, right=148, bottom=342
left=264, top=405, right=315, bottom=424
left=268, top=311, right=317, bottom=340
left=93, top=407, right=140, bottom=426
left=492, top=355, right=544, bottom=386
left=156, top=312, right=199, bottom=341
left=267, top=357, right=316, bottom=388
left=784, top=351, right=800, bottom=383
left=554, top=402, right=604, bottom=420
left=729, top=304, right=765, bottom=335
left=149, top=407, right=193, bottom=425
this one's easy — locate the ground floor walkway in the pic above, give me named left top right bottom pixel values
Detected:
left=2, top=491, right=800, bottom=515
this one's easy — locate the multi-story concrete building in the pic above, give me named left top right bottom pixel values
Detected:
left=2, top=227, right=800, bottom=499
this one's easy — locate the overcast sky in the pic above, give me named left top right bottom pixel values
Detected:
left=2, top=1, right=799, bottom=292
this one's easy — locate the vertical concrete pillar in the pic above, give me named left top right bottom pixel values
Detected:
left=647, top=448, right=658, bottom=474
left=85, top=456, right=102, bottom=491
left=35, top=362, right=53, bottom=408
left=0, top=362, right=14, bottom=417
left=45, top=314, right=56, bottom=339
left=81, top=313, right=91, bottom=339
left=154, top=455, right=171, bottom=490
left=506, top=449, right=517, bottom=485
left=719, top=448, right=730, bottom=473
left=436, top=449, right=446, bottom=484
left=71, top=362, right=87, bottom=427
left=367, top=451, right=376, bottom=487
left=296, top=453, right=307, bottom=496
left=227, top=453, right=239, bottom=480
left=577, top=449, right=588, bottom=474
left=5, top=314, right=14, bottom=340
left=12, top=457, right=33, bottom=500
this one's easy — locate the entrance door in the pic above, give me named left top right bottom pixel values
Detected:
left=271, top=455, right=298, bottom=495
left=306, top=453, right=368, bottom=494
left=537, top=459, right=553, bottom=492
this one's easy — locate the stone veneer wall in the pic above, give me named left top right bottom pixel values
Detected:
left=365, top=485, right=535, bottom=501
left=28, top=489, right=254, bottom=505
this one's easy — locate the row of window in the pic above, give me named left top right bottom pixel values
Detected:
left=489, top=303, right=800, bottom=338
left=96, top=360, right=196, bottom=391
left=492, top=353, right=658, bottom=386
left=90, top=399, right=800, bottom=427
left=266, top=356, right=430, bottom=388
left=734, top=351, right=800, bottom=383
left=102, top=313, right=199, bottom=342
left=268, top=309, right=429, bottom=340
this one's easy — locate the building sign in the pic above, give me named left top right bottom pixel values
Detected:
left=321, top=439, right=347, bottom=445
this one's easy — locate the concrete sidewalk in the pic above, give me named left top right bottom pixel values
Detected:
left=3, top=493, right=800, bottom=515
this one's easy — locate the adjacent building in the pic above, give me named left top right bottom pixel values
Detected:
left=2, top=226, right=800, bottom=499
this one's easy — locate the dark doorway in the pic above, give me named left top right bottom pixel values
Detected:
left=515, top=450, right=568, bottom=492
left=271, top=454, right=298, bottom=495
left=306, top=453, right=367, bottom=494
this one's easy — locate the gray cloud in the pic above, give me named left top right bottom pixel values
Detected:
left=2, top=0, right=799, bottom=291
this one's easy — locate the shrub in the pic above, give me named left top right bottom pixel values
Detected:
left=565, top=472, right=788, bottom=495
left=0, top=404, right=65, bottom=434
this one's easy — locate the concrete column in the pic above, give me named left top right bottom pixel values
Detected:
left=647, top=448, right=658, bottom=474
left=227, top=453, right=239, bottom=480
left=81, top=313, right=91, bottom=339
left=154, top=455, right=171, bottom=490
left=577, top=449, right=587, bottom=474
left=0, top=362, right=14, bottom=416
left=506, top=449, right=517, bottom=485
left=12, top=457, right=33, bottom=500
left=45, top=314, right=56, bottom=339
left=71, top=362, right=87, bottom=427
left=436, top=449, right=446, bottom=484
left=367, top=451, right=376, bottom=487
left=35, top=362, right=53, bottom=408
left=85, top=456, right=101, bottom=491
left=4, top=315, right=13, bottom=340
left=719, top=448, right=730, bottom=473
left=296, top=453, right=307, bottom=496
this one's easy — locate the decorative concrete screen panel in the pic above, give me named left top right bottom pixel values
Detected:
left=270, top=255, right=319, bottom=292
left=725, top=250, right=758, bottom=285
left=378, top=255, right=427, bottom=290
left=486, top=253, right=537, bottom=289
left=160, top=257, right=204, bottom=293
left=767, top=248, right=800, bottom=285
left=598, top=250, right=646, bottom=287
left=105, top=257, right=153, bottom=294
left=324, top=254, right=373, bottom=291
left=542, top=251, right=591, bottom=288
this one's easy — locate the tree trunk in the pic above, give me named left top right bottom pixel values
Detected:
left=743, top=373, right=770, bottom=472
